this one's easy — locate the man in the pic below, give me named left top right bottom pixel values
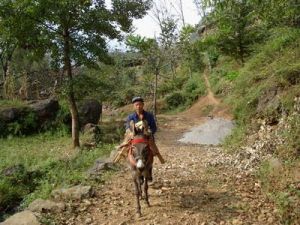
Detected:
left=113, top=96, right=165, bottom=164
left=126, top=96, right=157, bottom=136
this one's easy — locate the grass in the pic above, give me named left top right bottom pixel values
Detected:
left=257, top=159, right=300, bottom=224
left=0, top=130, right=115, bottom=221
left=0, top=132, right=73, bottom=171
left=0, top=99, right=26, bottom=110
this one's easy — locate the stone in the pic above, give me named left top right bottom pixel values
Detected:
left=267, top=157, right=283, bottom=174
left=51, top=185, right=94, bottom=200
left=0, top=210, right=40, bottom=225
left=27, top=198, right=65, bottom=212
left=81, top=123, right=101, bottom=148
left=87, top=159, right=117, bottom=176
left=0, top=107, right=22, bottom=122
left=28, top=98, right=59, bottom=125
left=2, top=164, right=25, bottom=177
left=78, top=99, right=102, bottom=127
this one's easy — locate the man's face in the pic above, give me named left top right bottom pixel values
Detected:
left=133, top=101, right=144, bottom=113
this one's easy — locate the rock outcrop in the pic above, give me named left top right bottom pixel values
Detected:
left=78, top=99, right=102, bottom=127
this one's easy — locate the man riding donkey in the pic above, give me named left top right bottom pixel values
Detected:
left=113, top=96, right=165, bottom=181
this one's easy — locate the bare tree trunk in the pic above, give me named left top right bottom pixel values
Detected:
left=1, top=59, right=11, bottom=98
left=2, top=62, right=8, bottom=82
left=1, top=63, right=8, bottom=98
left=178, top=0, right=185, bottom=27
left=63, top=28, right=80, bottom=148
left=153, top=68, right=158, bottom=119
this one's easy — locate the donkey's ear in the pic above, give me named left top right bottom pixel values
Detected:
left=129, top=120, right=136, bottom=135
left=143, top=120, right=150, bottom=136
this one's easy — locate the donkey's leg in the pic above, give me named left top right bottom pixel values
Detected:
left=144, top=177, right=150, bottom=207
left=134, top=177, right=142, bottom=217
left=139, top=176, right=143, bottom=199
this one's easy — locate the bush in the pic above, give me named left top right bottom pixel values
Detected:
left=158, top=76, right=188, bottom=97
left=0, top=108, right=38, bottom=137
left=165, top=92, right=186, bottom=109
left=0, top=164, right=40, bottom=219
left=183, top=75, right=206, bottom=106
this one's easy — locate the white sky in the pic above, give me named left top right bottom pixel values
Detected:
left=132, top=0, right=200, bottom=38
left=107, top=0, right=200, bottom=50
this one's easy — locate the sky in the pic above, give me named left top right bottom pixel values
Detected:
left=132, top=0, right=200, bottom=38
left=106, top=0, right=201, bottom=50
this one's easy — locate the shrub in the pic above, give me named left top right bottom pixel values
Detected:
left=165, top=92, right=186, bottom=109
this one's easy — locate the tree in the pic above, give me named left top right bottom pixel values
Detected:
left=193, top=0, right=209, bottom=18
left=151, top=2, right=179, bottom=79
left=0, top=1, right=42, bottom=98
left=204, top=0, right=266, bottom=64
left=126, top=34, right=163, bottom=117
left=1, top=0, right=152, bottom=148
left=252, top=0, right=300, bottom=27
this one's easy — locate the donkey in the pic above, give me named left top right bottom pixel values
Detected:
left=127, top=120, right=153, bottom=217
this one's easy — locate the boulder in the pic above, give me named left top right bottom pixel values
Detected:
left=0, top=98, right=59, bottom=136
left=27, top=199, right=65, bottom=213
left=0, top=210, right=40, bottom=225
left=87, top=159, right=118, bottom=176
left=78, top=99, right=102, bottom=127
left=0, top=107, right=24, bottom=123
left=28, top=98, right=59, bottom=124
left=81, top=123, right=101, bottom=148
left=51, top=185, right=94, bottom=201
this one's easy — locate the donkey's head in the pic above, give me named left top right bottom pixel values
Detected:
left=129, top=120, right=151, bottom=137
left=131, top=140, right=150, bottom=170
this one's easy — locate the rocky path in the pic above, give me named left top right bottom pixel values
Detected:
left=50, top=89, right=280, bottom=225
left=51, top=113, right=279, bottom=225
left=48, top=73, right=280, bottom=225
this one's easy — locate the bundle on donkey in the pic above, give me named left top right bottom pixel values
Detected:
left=113, top=121, right=165, bottom=164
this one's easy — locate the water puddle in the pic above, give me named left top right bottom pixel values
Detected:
left=178, top=117, right=235, bottom=145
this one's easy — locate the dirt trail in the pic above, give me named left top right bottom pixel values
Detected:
left=54, top=74, right=279, bottom=225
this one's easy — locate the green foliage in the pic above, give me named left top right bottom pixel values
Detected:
left=126, top=35, right=157, bottom=53
left=165, top=92, right=186, bottom=109
left=225, top=27, right=300, bottom=125
left=183, top=75, right=206, bottom=105
left=158, top=76, right=188, bottom=97
left=98, top=120, right=125, bottom=144
left=283, top=115, right=300, bottom=159
left=164, top=73, right=206, bottom=110
left=0, top=132, right=114, bottom=219
left=257, top=159, right=300, bottom=224
left=208, top=0, right=268, bottom=63
left=186, top=41, right=206, bottom=72
left=252, top=0, right=300, bottom=27
left=0, top=108, right=38, bottom=137
left=0, top=99, right=26, bottom=110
